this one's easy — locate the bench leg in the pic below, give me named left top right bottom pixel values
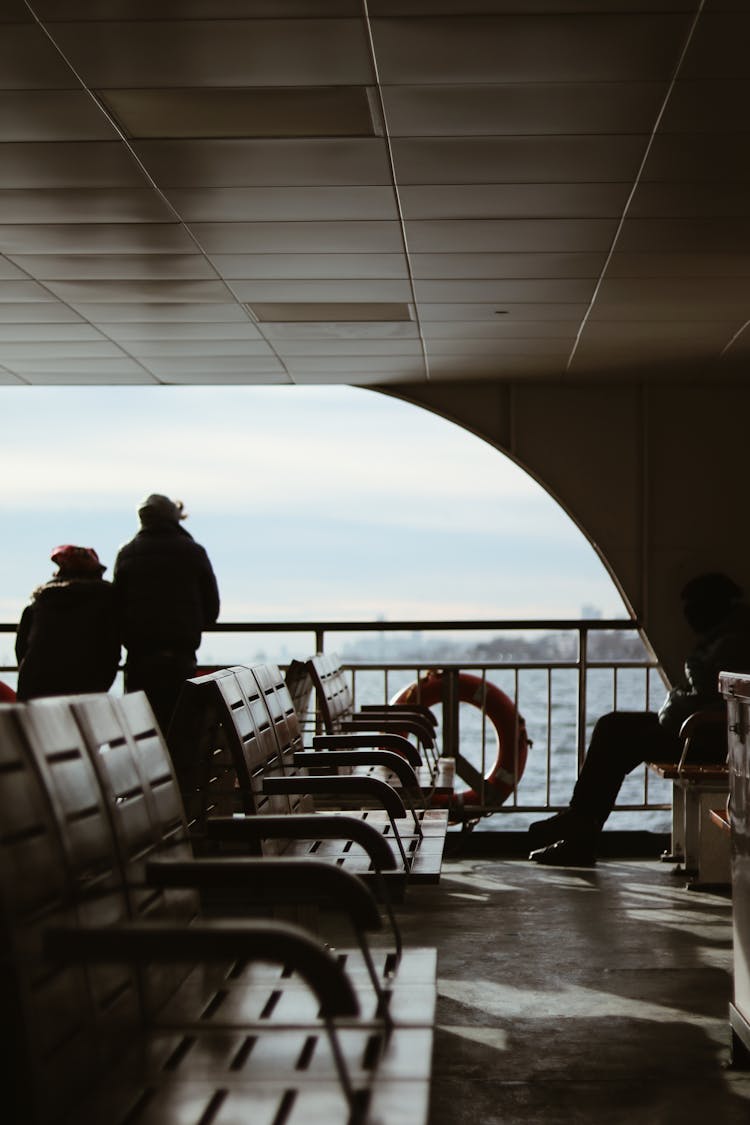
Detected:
left=661, top=785, right=686, bottom=864
left=684, top=787, right=731, bottom=888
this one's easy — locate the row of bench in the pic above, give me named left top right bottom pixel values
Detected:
left=2, top=658, right=452, bottom=1124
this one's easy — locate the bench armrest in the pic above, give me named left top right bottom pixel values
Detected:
left=263, top=775, right=407, bottom=820
left=44, top=919, right=359, bottom=1017
left=294, top=749, right=420, bottom=790
left=360, top=702, right=437, bottom=727
left=312, top=733, right=422, bottom=768
left=340, top=716, right=434, bottom=748
left=145, top=855, right=383, bottom=930
left=204, top=812, right=399, bottom=871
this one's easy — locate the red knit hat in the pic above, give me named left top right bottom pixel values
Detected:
left=50, top=545, right=106, bottom=576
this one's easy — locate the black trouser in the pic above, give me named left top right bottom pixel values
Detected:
left=569, top=711, right=680, bottom=834
left=124, top=648, right=197, bottom=735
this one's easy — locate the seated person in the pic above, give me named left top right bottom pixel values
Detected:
left=15, top=545, right=120, bottom=701
left=529, top=572, right=750, bottom=867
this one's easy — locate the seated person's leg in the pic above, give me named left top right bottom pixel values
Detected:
left=528, top=710, right=679, bottom=865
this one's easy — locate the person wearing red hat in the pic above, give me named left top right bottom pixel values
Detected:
left=15, top=545, right=121, bottom=701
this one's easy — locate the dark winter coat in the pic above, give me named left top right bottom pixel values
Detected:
left=113, top=520, right=220, bottom=656
left=15, top=577, right=120, bottom=701
left=658, top=601, right=750, bottom=736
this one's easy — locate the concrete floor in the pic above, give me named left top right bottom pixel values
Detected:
left=395, top=856, right=750, bottom=1125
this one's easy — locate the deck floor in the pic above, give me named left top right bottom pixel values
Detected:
left=394, top=855, right=750, bottom=1124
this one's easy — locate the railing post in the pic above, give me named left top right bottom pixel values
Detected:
left=577, top=625, right=589, bottom=772
left=442, top=667, right=460, bottom=760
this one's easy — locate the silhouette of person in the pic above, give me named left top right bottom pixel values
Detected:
left=114, top=494, right=219, bottom=732
left=529, top=572, right=750, bottom=866
left=15, top=545, right=120, bottom=701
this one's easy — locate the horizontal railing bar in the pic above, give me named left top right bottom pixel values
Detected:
left=0, top=617, right=641, bottom=635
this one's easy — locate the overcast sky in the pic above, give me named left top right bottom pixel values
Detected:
left=0, top=385, right=627, bottom=653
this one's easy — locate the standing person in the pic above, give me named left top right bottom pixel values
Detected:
left=15, top=545, right=120, bottom=701
left=528, top=572, right=750, bottom=866
left=113, top=494, right=220, bottom=732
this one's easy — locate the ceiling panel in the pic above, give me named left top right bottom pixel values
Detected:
left=31, top=3, right=364, bottom=16
left=410, top=252, right=605, bottom=279
left=0, top=322, right=107, bottom=341
left=125, top=339, right=278, bottom=358
left=427, top=356, right=567, bottom=379
left=191, top=222, right=405, bottom=254
left=420, top=320, right=581, bottom=339
left=382, top=82, right=666, bottom=136
left=232, top=280, right=413, bottom=302
left=680, top=14, right=750, bottom=78
left=8, top=254, right=217, bottom=280
left=642, top=134, right=750, bottom=181
left=417, top=303, right=589, bottom=321
left=274, top=338, right=423, bottom=357
left=99, top=322, right=264, bottom=341
left=211, top=254, right=409, bottom=280
left=0, top=141, right=144, bottom=188
left=660, top=80, right=750, bottom=132
left=134, top=139, right=392, bottom=188
left=49, top=19, right=374, bottom=87
left=100, top=87, right=377, bottom=139
left=0, top=302, right=84, bottom=323
left=67, top=302, right=252, bottom=322
left=0, top=91, right=116, bottom=141
left=0, top=24, right=77, bottom=89
left=262, top=321, right=419, bottom=340
left=414, top=279, right=594, bottom=303
left=4, top=356, right=148, bottom=376
left=628, top=183, right=750, bottom=219
left=406, top=220, right=617, bottom=253
left=0, top=189, right=175, bottom=224
left=372, top=15, right=691, bottom=83
left=142, top=356, right=287, bottom=377
left=43, top=279, right=233, bottom=303
left=0, top=4, right=744, bottom=386
left=607, top=253, right=750, bottom=279
left=166, top=187, right=398, bottom=223
left=0, top=224, right=197, bottom=254
left=400, top=184, right=630, bottom=220
left=392, top=137, right=647, bottom=184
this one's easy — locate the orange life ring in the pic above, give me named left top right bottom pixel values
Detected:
left=391, top=670, right=529, bottom=808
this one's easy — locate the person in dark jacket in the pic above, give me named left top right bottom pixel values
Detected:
left=528, top=572, right=750, bottom=867
left=15, top=544, right=120, bottom=701
left=113, top=493, right=220, bottom=732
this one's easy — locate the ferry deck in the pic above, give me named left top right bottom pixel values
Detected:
left=4, top=3, right=750, bottom=1123
left=406, top=848, right=750, bottom=1124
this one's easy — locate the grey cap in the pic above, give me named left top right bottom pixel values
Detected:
left=137, top=493, right=187, bottom=524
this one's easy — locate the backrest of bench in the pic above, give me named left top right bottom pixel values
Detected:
left=172, top=669, right=308, bottom=852
left=307, top=652, right=354, bottom=732
left=70, top=692, right=201, bottom=1014
left=284, top=658, right=315, bottom=732
left=246, top=662, right=305, bottom=760
left=167, top=667, right=238, bottom=825
left=1, top=702, right=140, bottom=1123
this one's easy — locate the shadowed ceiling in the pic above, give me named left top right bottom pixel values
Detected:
left=1, top=0, right=748, bottom=387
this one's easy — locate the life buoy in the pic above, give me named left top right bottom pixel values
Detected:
left=0, top=680, right=16, bottom=703
left=391, top=670, right=529, bottom=808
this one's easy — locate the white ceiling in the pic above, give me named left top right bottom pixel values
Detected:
left=1, top=0, right=748, bottom=386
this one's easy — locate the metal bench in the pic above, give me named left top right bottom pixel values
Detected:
left=648, top=711, right=729, bottom=887
left=0, top=697, right=434, bottom=1124
left=302, top=653, right=455, bottom=798
left=169, top=664, right=449, bottom=896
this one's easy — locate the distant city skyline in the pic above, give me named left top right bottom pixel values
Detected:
left=0, top=384, right=628, bottom=666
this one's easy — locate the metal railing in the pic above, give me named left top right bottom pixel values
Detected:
left=0, top=616, right=670, bottom=824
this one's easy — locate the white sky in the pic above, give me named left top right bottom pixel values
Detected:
left=0, top=384, right=628, bottom=628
